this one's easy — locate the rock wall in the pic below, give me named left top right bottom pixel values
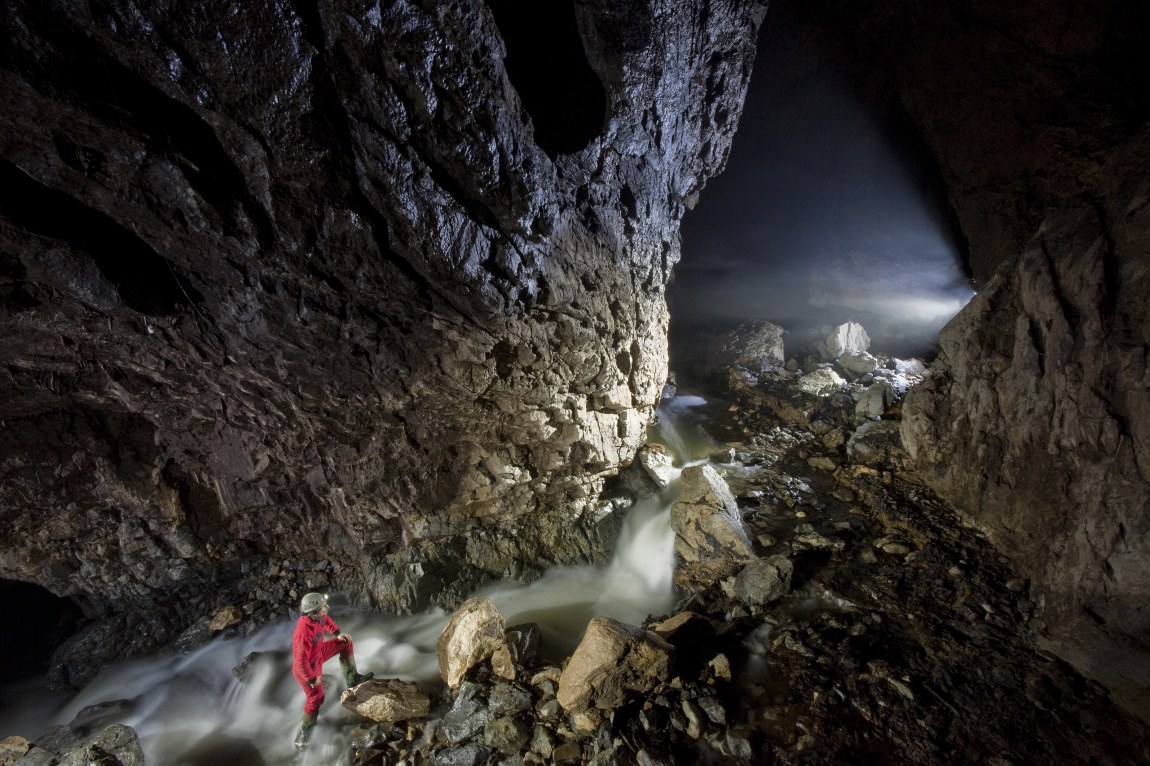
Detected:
left=0, top=0, right=766, bottom=633
left=819, top=0, right=1150, bottom=717
left=902, top=126, right=1150, bottom=718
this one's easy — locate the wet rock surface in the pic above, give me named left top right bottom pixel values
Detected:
left=7, top=724, right=143, bottom=766
left=900, top=133, right=1150, bottom=717
left=670, top=464, right=756, bottom=589
left=437, top=598, right=515, bottom=690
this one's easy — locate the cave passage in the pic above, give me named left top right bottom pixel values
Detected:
left=672, top=0, right=972, bottom=370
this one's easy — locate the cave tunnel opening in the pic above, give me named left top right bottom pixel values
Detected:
left=0, top=579, right=87, bottom=682
left=671, top=0, right=972, bottom=380
left=485, top=0, right=606, bottom=157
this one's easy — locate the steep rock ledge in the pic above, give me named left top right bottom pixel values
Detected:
left=0, top=0, right=766, bottom=649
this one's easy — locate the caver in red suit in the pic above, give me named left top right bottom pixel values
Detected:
left=290, top=592, right=372, bottom=750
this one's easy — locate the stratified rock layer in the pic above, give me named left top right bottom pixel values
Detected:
left=0, top=0, right=766, bottom=653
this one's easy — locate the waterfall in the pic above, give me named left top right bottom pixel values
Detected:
left=0, top=396, right=713, bottom=765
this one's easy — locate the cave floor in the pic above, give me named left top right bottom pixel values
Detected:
left=665, top=381, right=1150, bottom=765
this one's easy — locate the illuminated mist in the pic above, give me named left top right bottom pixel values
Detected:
left=671, top=3, right=973, bottom=368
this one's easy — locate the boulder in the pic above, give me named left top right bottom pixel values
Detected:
left=437, top=598, right=516, bottom=688
left=9, top=746, right=55, bottom=766
left=55, top=725, right=144, bottom=766
left=670, top=465, right=756, bottom=589
left=725, top=555, right=794, bottom=605
left=847, top=421, right=902, bottom=465
left=0, top=737, right=31, bottom=763
left=208, top=605, right=243, bottom=632
left=504, top=623, right=542, bottom=670
left=636, top=444, right=676, bottom=488
left=856, top=380, right=896, bottom=420
left=706, top=321, right=787, bottom=375
left=891, top=358, right=927, bottom=375
left=440, top=692, right=492, bottom=746
left=839, top=351, right=879, bottom=377
left=341, top=678, right=431, bottom=723
left=825, top=322, right=871, bottom=358
left=483, top=716, right=531, bottom=755
left=797, top=368, right=847, bottom=397
left=556, top=617, right=673, bottom=713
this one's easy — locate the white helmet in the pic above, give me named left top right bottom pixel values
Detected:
left=300, top=592, right=328, bottom=614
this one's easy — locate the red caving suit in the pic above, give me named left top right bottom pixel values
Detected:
left=292, top=613, right=354, bottom=716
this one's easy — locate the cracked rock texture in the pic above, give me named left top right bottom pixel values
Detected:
left=0, top=0, right=766, bottom=643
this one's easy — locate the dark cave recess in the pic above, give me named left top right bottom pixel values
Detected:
left=0, top=579, right=87, bottom=681
left=484, top=0, right=606, bottom=157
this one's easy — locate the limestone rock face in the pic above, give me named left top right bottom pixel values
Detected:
left=901, top=129, right=1150, bottom=716
left=556, top=617, right=673, bottom=713
left=341, top=679, right=431, bottom=724
left=670, top=464, right=756, bottom=589
left=636, top=444, right=675, bottom=489
left=0, top=0, right=768, bottom=652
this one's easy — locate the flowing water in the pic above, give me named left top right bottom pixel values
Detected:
left=0, top=396, right=718, bottom=766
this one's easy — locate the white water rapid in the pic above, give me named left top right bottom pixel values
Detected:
left=0, top=396, right=719, bottom=766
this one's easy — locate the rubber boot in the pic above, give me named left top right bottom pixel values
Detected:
left=293, top=713, right=317, bottom=751
left=340, top=655, right=373, bottom=687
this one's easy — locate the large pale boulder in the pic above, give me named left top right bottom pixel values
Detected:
left=670, top=464, right=756, bottom=589
left=825, top=322, right=871, bottom=358
left=556, top=617, right=673, bottom=713
left=341, top=679, right=430, bottom=723
left=437, top=598, right=516, bottom=688
left=839, top=351, right=879, bottom=377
